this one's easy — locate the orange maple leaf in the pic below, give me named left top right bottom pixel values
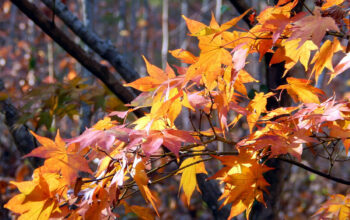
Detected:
left=277, top=77, right=325, bottom=104
left=311, top=39, right=342, bottom=84
left=124, top=56, right=175, bottom=92
left=211, top=149, right=272, bottom=219
left=132, top=157, right=160, bottom=216
left=314, top=194, right=350, bottom=219
left=322, top=0, right=345, bottom=9
left=25, top=130, right=92, bottom=186
left=4, top=171, right=66, bottom=220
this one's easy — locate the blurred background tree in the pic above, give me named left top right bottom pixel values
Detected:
left=1, top=0, right=350, bottom=219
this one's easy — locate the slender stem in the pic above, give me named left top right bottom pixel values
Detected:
left=121, top=157, right=213, bottom=200
left=150, top=157, right=213, bottom=185
left=302, top=2, right=314, bottom=15
left=278, top=157, right=350, bottom=185
left=83, top=173, right=115, bottom=183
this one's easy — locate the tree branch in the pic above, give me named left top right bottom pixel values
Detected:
left=278, top=157, right=350, bottom=185
left=10, top=0, right=144, bottom=117
left=0, top=79, right=42, bottom=167
left=40, top=0, right=140, bottom=83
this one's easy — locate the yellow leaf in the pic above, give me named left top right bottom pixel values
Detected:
left=314, top=194, right=350, bottom=219
left=311, top=39, right=342, bottom=84
left=93, top=117, right=115, bottom=130
left=178, top=155, right=207, bottom=206
left=277, top=77, right=325, bottom=103
left=247, top=92, right=275, bottom=133
left=271, top=39, right=318, bottom=76
left=322, top=0, right=345, bottom=9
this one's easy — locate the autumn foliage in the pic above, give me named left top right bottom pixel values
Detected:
left=5, top=0, right=350, bottom=219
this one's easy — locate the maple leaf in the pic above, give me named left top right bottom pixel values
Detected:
left=260, top=106, right=299, bottom=121
left=289, top=8, right=339, bottom=47
left=271, top=39, right=318, bottom=75
left=251, top=134, right=304, bottom=160
left=78, top=185, right=113, bottom=219
left=261, top=12, right=305, bottom=44
left=138, top=129, right=197, bottom=157
left=169, top=49, right=198, bottom=64
left=311, top=38, right=342, bottom=84
left=92, top=116, right=116, bottom=130
left=186, top=35, right=232, bottom=88
left=234, top=69, right=259, bottom=96
left=25, top=130, right=92, bottom=186
left=327, top=123, right=350, bottom=154
left=182, top=91, right=210, bottom=113
left=132, top=157, right=159, bottom=216
left=177, top=147, right=207, bottom=206
left=182, top=9, right=250, bottom=38
left=322, top=0, right=345, bottom=9
left=124, top=56, right=175, bottom=92
left=123, top=202, right=155, bottom=220
left=314, top=194, right=350, bottom=219
left=4, top=171, right=65, bottom=220
left=132, top=88, right=183, bottom=131
left=329, top=52, right=350, bottom=82
left=181, top=13, right=249, bottom=87
left=277, top=77, right=325, bottom=104
left=211, top=149, right=272, bottom=219
left=247, top=92, right=275, bottom=133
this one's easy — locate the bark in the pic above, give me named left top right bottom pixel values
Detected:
left=10, top=0, right=144, bottom=118
left=40, top=0, right=140, bottom=83
left=197, top=174, right=231, bottom=219
left=0, top=79, right=42, bottom=167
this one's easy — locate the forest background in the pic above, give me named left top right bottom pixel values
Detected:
left=1, top=0, right=350, bottom=219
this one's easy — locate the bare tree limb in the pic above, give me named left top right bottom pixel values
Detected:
left=278, top=157, right=350, bottom=185
left=40, top=0, right=140, bottom=83
left=10, top=0, right=144, bottom=117
left=0, top=79, right=41, bottom=167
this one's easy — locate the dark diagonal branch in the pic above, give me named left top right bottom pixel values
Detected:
left=40, top=0, right=140, bottom=83
left=10, top=0, right=143, bottom=117
left=278, top=157, right=350, bottom=185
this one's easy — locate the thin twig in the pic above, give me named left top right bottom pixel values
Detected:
left=278, top=157, right=350, bottom=185
left=302, top=2, right=314, bottom=15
